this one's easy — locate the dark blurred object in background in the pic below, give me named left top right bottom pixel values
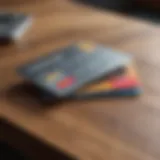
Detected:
left=1, top=141, right=29, bottom=160
left=136, top=0, right=160, bottom=10
left=75, top=0, right=133, bottom=11
left=76, top=0, right=160, bottom=23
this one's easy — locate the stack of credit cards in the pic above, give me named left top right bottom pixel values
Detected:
left=18, top=42, right=142, bottom=102
left=0, top=12, right=32, bottom=42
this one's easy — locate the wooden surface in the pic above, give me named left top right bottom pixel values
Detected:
left=0, top=0, right=160, bottom=160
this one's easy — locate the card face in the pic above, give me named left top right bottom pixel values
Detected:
left=0, top=12, right=32, bottom=41
left=18, top=42, right=131, bottom=97
left=75, top=64, right=141, bottom=97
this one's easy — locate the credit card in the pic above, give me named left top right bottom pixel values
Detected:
left=0, top=12, right=32, bottom=42
left=18, top=42, right=131, bottom=97
left=21, top=82, right=141, bottom=103
left=29, top=65, right=141, bottom=102
left=76, top=64, right=140, bottom=97
left=75, top=87, right=142, bottom=99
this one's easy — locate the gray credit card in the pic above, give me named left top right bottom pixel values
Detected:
left=18, top=42, right=131, bottom=97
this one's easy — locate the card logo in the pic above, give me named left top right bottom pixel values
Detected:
left=77, top=42, right=96, bottom=53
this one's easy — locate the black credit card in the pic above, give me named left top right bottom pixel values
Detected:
left=18, top=42, right=131, bottom=97
left=0, top=12, right=32, bottom=42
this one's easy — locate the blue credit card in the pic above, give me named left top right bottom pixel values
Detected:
left=18, top=42, right=131, bottom=97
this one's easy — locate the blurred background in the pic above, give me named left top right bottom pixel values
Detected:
left=76, top=0, right=160, bottom=23
left=0, top=0, right=159, bottom=159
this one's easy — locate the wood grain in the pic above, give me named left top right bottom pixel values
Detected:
left=0, top=0, right=160, bottom=160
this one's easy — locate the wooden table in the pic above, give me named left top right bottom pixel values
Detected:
left=0, top=0, right=160, bottom=160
